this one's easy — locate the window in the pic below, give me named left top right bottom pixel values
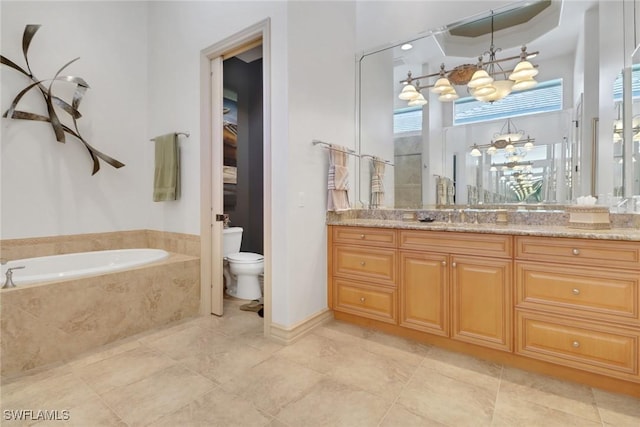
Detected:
left=613, top=63, right=640, bottom=102
left=453, top=79, right=563, bottom=125
left=393, top=106, right=422, bottom=134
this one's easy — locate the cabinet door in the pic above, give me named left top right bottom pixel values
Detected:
left=399, top=252, right=449, bottom=336
left=451, top=255, right=513, bottom=352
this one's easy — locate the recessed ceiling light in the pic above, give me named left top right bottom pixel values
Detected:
left=401, top=43, right=413, bottom=51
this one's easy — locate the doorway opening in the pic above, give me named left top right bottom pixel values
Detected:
left=200, top=20, right=271, bottom=337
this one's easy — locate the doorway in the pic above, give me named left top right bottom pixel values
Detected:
left=200, top=20, right=271, bottom=337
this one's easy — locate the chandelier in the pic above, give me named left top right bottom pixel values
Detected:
left=469, top=119, right=535, bottom=157
left=612, top=106, right=640, bottom=143
left=398, top=12, right=539, bottom=105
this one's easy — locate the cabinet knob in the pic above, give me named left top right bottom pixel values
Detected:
left=360, top=297, right=366, bottom=303
left=441, top=261, right=447, bottom=266
left=572, top=340, right=580, bottom=348
left=360, top=234, right=366, bottom=239
left=360, top=261, right=366, bottom=266
left=572, top=288, right=580, bottom=295
left=452, top=262, right=457, bottom=268
left=572, top=248, right=580, bottom=255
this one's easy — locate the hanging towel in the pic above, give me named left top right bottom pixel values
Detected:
left=370, top=157, right=385, bottom=208
left=327, top=144, right=350, bottom=212
left=153, top=133, right=180, bottom=201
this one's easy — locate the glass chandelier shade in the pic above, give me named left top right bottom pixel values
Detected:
left=398, top=84, right=419, bottom=100
left=431, top=77, right=454, bottom=94
left=438, top=87, right=459, bottom=101
left=509, top=60, right=539, bottom=81
left=467, top=70, right=493, bottom=88
left=473, top=79, right=514, bottom=102
left=408, top=92, right=428, bottom=106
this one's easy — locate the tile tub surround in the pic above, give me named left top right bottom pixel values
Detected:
left=0, top=253, right=200, bottom=377
left=0, top=229, right=200, bottom=261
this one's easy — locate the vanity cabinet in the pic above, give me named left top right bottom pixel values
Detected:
left=328, top=225, right=640, bottom=395
left=515, top=236, right=640, bottom=382
left=329, top=227, right=398, bottom=324
left=399, top=230, right=513, bottom=352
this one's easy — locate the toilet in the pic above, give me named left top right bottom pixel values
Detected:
left=222, top=227, right=264, bottom=300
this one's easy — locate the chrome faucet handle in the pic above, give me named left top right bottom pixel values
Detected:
left=3, top=266, right=25, bottom=289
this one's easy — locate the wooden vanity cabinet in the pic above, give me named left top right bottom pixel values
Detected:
left=329, top=226, right=398, bottom=324
left=515, top=236, right=640, bottom=382
left=399, top=230, right=513, bottom=352
left=328, top=225, right=640, bottom=395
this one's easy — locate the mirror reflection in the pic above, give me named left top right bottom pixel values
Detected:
left=357, top=0, right=635, bottom=209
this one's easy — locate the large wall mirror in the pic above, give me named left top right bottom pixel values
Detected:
left=356, top=0, right=638, bottom=209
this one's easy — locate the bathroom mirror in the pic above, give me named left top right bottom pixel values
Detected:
left=356, top=0, right=626, bottom=209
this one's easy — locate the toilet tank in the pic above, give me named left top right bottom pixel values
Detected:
left=223, top=227, right=243, bottom=256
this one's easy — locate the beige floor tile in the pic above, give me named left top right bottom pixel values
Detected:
left=73, top=345, right=176, bottom=394
left=420, top=346, right=502, bottom=392
left=143, top=323, right=229, bottom=360
left=593, top=388, right=640, bottom=426
left=276, top=378, right=391, bottom=427
left=30, top=395, right=126, bottom=427
left=101, top=364, right=215, bottom=426
left=492, top=392, right=602, bottom=427
left=276, top=332, right=343, bottom=373
left=221, top=355, right=324, bottom=416
left=151, top=387, right=271, bottom=427
left=1, top=371, right=97, bottom=415
left=379, top=403, right=447, bottom=427
left=65, top=339, right=142, bottom=370
left=267, top=419, right=291, bottom=427
left=499, top=367, right=600, bottom=422
left=179, top=341, right=273, bottom=384
left=397, top=368, right=496, bottom=426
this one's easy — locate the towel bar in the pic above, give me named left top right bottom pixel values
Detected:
left=312, top=139, right=358, bottom=156
left=150, top=131, right=190, bottom=141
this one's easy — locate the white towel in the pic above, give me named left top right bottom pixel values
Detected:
left=370, top=157, right=385, bottom=208
left=327, top=144, right=350, bottom=212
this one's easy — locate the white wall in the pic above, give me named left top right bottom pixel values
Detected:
left=1, top=1, right=149, bottom=239
left=285, top=1, right=356, bottom=325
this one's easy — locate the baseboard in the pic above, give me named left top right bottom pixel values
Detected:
left=269, top=308, right=333, bottom=345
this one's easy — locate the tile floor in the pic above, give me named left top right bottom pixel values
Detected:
left=1, top=297, right=639, bottom=427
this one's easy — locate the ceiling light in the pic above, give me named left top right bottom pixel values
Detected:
left=396, top=14, right=539, bottom=105
left=401, top=43, right=413, bottom=51
left=408, top=93, right=428, bottom=106
left=398, top=83, right=419, bottom=101
left=470, top=144, right=482, bottom=157
left=469, top=119, right=534, bottom=157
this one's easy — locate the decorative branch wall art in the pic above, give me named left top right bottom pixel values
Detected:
left=1, top=25, right=125, bottom=175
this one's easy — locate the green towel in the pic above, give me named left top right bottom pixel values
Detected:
left=153, top=133, right=180, bottom=201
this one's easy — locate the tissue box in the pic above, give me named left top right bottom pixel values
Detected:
left=566, top=206, right=610, bottom=229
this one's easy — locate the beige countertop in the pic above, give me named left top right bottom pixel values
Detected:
left=327, top=218, right=640, bottom=241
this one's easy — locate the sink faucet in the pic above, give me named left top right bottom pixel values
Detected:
left=3, top=266, right=25, bottom=289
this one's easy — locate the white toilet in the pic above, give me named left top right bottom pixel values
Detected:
left=223, top=227, right=264, bottom=300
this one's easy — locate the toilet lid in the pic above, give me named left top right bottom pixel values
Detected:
left=227, top=252, right=264, bottom=263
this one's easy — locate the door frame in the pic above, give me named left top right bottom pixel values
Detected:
left=199, top=19, right=272, bottom=337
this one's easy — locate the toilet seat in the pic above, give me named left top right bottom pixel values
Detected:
left=227, top=252, right=264, bottom=263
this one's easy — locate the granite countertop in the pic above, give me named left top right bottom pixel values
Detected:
left=327, top=218, right=640, bottom=241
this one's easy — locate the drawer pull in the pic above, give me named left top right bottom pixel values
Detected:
left=572, top=340, right=580, bottom=348
left=360, top=297, right=366, bottom=303
left=360, top=234, right=366, bottom=239
left=360, top=261, right=366, bottom=266
left=572, top=248, right=580, bottom=255
left=441, top=261, right=447, bottom=266
left=572, top=288, right=580, bottom=295
left=452, top=262, right=457, bottom=268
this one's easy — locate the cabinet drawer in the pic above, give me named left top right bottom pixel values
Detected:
left=516, top=311, right=639, bottom=380
left=334, top=278, right=397, bottom=324
left=333, top=245, right=396, bottom=286
left=399, top=230, right=512, bottom=258
left=332, top=226, right=396, bottom=248
left=515, top=236, right=640, bottom=269
left=516, top=262, right=639, bottom=325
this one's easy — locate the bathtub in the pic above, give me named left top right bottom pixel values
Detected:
left=0, top=248, right=200, bottom=376
left=1, top=248, right=170, bottom=286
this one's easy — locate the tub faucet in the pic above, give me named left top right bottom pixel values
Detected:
left=3, top=266, right=25, bottom=289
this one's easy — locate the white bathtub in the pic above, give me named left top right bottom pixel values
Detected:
left=1, top=249, right=170, bottom=286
